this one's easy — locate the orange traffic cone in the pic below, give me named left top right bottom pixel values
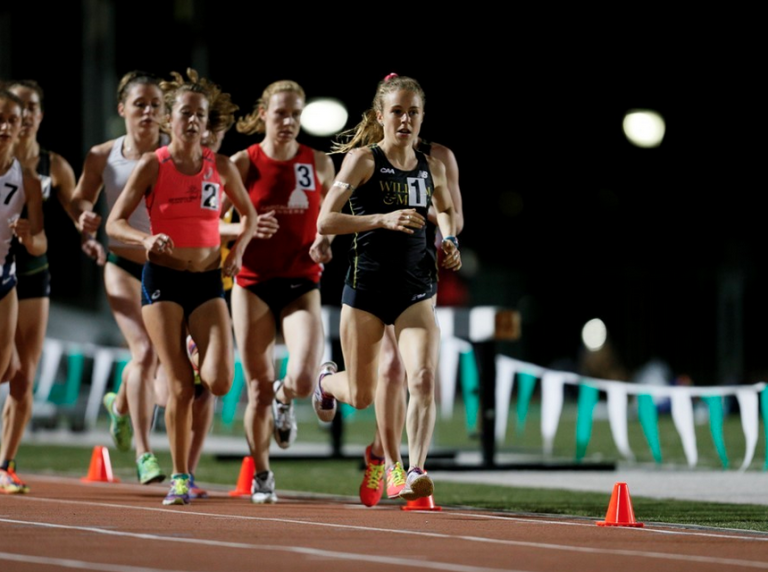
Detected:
left=401, top=494, right=442, bottom=511
left=597, top=482, right=643, bottom=527
left=401, top=472, right=442, bottom=511
left=81, top=446, right=120, bottom=483
left=228, top=456, right=255, bottom=497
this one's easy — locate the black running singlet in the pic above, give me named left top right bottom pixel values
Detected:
left=345, top=145, right=436, bottom=296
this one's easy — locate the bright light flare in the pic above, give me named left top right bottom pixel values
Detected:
left=623, top=109, right=666, bottom=148
left=301, top=98, right=348, bottom=136
left=582, top=318, right=607, bottom=351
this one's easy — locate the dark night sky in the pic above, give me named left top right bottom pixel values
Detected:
left=2, top=5, right=764, bottom=385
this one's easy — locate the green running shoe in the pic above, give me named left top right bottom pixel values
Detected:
left=137, top=452, right=166, bottom=485
left=163, top=473, right=190, bottom=505
left=103, top=392, right=132, bottom=452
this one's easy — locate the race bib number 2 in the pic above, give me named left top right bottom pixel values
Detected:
left=201, top=182, right=220, bottom=211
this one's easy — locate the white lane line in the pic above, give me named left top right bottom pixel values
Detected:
left=13, top=494, right=768, bottom=543
left=24, top=474, right=768, bottom=542
left=450, top=512, right=768, bottom=541
left=0, top=552, right=187, bottom=572
left=0, top=519, right=526, bottom=572
left=3, top=504, right=768, bottom=570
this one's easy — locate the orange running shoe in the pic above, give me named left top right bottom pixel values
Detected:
left=188, top=474, right=208, bottom=499
left=359, top=445, right=385, bottom=507
left=386, top=461, right=406, bottom=499
left=0, top=461, right=30, bottom=494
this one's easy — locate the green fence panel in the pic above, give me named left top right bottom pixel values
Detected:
left=220, top=359, right=246, bottom=429
left=277, top=355, right=288, bottom=381
left=112, top=357, right=129, bottom=393
left=761, top=389, right=768, bottom=471
left=49, top=348, right=83, bottom=406
left=637, top=393, right=663, bottom=463
left=459, top=347, right=480, bottom=436
left=515, top=371, right=537, bottom=436
left=575, top=383, right=599, bottom=461
left=703, top=395, right=728, bottom=469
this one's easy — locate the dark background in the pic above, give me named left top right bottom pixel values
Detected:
left=1, top=5, right=763, bottom=387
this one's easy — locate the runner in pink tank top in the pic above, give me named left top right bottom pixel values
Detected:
left=106, top=69, right=259, bottom=506
left=148, top=145, right=223, bottom=248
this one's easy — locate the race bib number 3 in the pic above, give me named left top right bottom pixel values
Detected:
left=294, top=163, right=316, bottom=192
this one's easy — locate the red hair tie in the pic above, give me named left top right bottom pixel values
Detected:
left=384, top=73, right=398, bottom=82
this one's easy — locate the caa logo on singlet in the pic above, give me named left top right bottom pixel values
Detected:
left=419, top=171, right=428, bottom=179
left=380, top=167, right=395, bottom=174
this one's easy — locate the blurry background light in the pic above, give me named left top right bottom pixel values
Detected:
left=622, top=109, right=666, bottom=148
left=582, top=318, right=608, bottom=351
left=301, top=98, right=348, bottom=136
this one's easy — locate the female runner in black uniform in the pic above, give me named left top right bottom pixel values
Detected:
left=312, top=75, right=461, bottom=501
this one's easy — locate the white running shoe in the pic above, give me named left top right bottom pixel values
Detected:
left=312, top=361, right=338, bottom=423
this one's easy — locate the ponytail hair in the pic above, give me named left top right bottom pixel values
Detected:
left=331, top=73, right=425, bottom=154
left=160, top=68, right=238, bottom=134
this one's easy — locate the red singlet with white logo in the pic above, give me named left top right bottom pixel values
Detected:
left=236, top=143, right=323, bottom=287
left=146, top=146, right=222, bottom=248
